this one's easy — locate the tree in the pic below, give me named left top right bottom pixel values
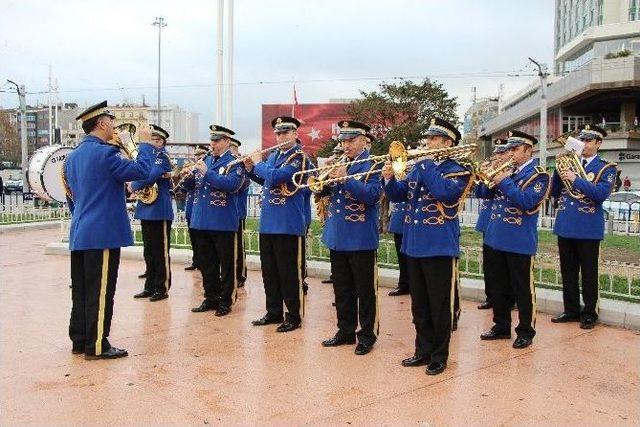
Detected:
left=0, top=111, right=21, bottom=166
left=346, top=79, right=459, bottom=155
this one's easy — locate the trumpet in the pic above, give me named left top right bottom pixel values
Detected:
left=553, top=131, right=587, bottom=199
left=292, top=142, right=477, bottom=193
left=474, top=157, right=516, bottom=188
left=109, top=123, right=158, bottom=204
left=294, top=154, right=348, bottom=192
left=172, top=149, right=213, bottom=191
left=222, top=139, right=297, bottom=175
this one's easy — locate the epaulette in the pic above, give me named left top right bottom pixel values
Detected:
left=444, top=171, right=472, bottom=179
left=534, top=165, right=546, bottom=174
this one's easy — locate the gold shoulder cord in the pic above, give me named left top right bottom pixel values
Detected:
left=280, top=151, right=307, bottom=197
left=521, top=170, right=551, bottom=215
left=594, top=163, right=617, bottom=184
left=436, top=170, right=475, bottom=220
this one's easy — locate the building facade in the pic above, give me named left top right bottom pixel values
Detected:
left=480, top=0, right=640, bottom=188
left=462, top=97, right=499, bottom=160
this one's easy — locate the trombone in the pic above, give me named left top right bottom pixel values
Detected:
left=222, top=139, right=297, bottom=175
left=292, top=141, right=477, bottom=193
left=474, top=157, right=515, bottom=188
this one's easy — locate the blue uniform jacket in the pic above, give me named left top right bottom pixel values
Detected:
left=481, top=159, right=550, bottom=255
left=236, top=177, right=250, bottom=220
left=388, top=202, right=405, bottom=234
left=64, top=135, right=153, bottom=250
left=321, top=150, right=382, bottom=251
left=474, top=186, right=493, bottom=234
left=131, top=147, right=174, bottom=221
left=385, top=158, right=472, bottom=258
left=552, top=155, right=616, bottom=240
left=303, top=187, right=312, bottom=229
left=191, top=150, right=245, bottom=232
left=248, top=143, right=311, bottom=236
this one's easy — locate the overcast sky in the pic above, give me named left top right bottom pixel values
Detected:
left=0, top=0, right=555, bottom=150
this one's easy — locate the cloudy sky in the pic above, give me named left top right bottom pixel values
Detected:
left=1, top=0, right=555, bottom=150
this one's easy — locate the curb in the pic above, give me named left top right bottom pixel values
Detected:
left=45, top=242, right=640, bottom=330
left=1, top=222, right=60, bottom=233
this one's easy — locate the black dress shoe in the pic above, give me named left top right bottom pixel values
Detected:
left=237, top=281, right=245, bottom=288
left=276, top=321, right=301, bottom=333
left=512, top=336, right=533, bottom=349
left=480, top=329, right=511, bottom=340
left=138, top=272, right=147, bottom=279
left=303, top=282, right=309, bottom=295
left=72, top=343, right=85, bottom=354
left=134, top=290, right=153, bottom=298
left=580, top=316, right=597, bottom=330
left=388, top=287, right=410, bottom=296
left=401, top=355, right=428, bottom=367
left=214, top=306, right=231, bottom=317
left=321, top=278, right=333, bottom=284
left=477, top=301, right=492, bottom=310
left=426, top=361, right=447, bottom=375
left=184, top=264, right=197, bottom=271
left=85, top=347, right=128, bottom=360
left=551, top=312, right=580, bottom=323
left=149, top=292, right=168, bottom=302
left=322, top=334, right=356, bottom=347
left=354, top=342, right=374, bottom=355
left=251, top=314, right=284, bottom=326
left=191, top=300, right=218, bottom=313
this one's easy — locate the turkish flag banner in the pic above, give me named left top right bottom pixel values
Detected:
left=262, top=103, right=349, bottom=156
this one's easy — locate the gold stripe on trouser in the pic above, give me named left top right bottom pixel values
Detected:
left=163, top=220, right=170, bottom=291
left=231, top=232, right=238, bottom=304
left=373, top=254, right=379, bottom=337
left=595, top=245, right=600, bottom=315
left=449, top=258, right=457, bottom=327
left=297, top=236, right=304, bottom=317
left=95, top=249, right=109, bottom=356
left=241, top=221, right=247, bottom=277
left=455, top=258, right=461, bottom=317
left=530, top=256, right=537, bottom=329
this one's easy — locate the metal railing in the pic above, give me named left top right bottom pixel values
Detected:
left=117, top=220, right=640, bottom=303
left=0, top=203, right=70, bottom=225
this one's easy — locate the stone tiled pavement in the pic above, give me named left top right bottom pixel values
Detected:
left=1, top=228, right=639, bottom=425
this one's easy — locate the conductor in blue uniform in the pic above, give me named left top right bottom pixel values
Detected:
left=64, top=101, right=153, bottom=360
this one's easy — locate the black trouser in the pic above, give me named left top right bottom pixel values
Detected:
left=393, top=233, right=409, bottom=292
left=141, top=220, right=172, bottom=294
left=259, top=233, right=304, bottom=323
left=406, top=256, right=457, bottom=364
left=482, top=242, right=492, bottom=302
left=69, top=249, right=121, bottom=356
left=558, top=237, right=601, bottom=319
left=490, top=249, right=536, bottom=339
left=330, top=249, right=379, bottom=345
left=303, top=225, right=309, bottom=291
left=236, top=219, right=247, bottom=283
left=187, top=225, right=199, bottom=268
left=197, top=230, right=238, bottom=308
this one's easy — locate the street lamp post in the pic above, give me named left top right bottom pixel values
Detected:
left=529, top=57, right=549, bottom=170
left=6, top=79, right=29, bottom=192
left=152, top=17, right=167, bottom=126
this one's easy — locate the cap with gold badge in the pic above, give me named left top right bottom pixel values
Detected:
left=271, top=116, right=301, bottom=134
left=337, top=120, right=371, bottom=141
left=209, top=124, right=235, bottom=141
left=578, top=124, right=607, bottom=141
left=150, top=124, right=170, bottom=141
left=75, top=100, right=116, bottom=122
left=424, top=117, right=461, bottom=145
left=493, top=138, right=509, bottom=153
left=505, top=130, right=538, bottom=149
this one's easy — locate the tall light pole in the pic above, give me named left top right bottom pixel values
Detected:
left=7, top=79, right=29, bottom=192
left=216, top=0, right=224, bottom=124
left=152, top=17, right=167, bottom=126
left=225, top=0, right=234, bottom=128
left=529, top=57, right=549, bottom=169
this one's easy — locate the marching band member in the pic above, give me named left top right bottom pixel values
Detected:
left=479, top=130, right=550, bottom=349
left=64, top=101, right=153, bottom=360
left=244, top=117, right=312, bottom=333
left=320, top=121, right=382, bottom=356
left=190, top=125, right=245, bottom=316
left=230, top=139, right=249, bottom=288
left=551, top=124, right=617, bottom=329
left=383, top=118, right=472, bottom=375
left=387, top=201, right=409, bottom=296
left=182, top=146, right=209, bottom=272
left=130, top=124, right=174, bottom=302
left=475, top=138, right=509, bottom=310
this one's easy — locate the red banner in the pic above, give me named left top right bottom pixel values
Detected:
left=261, top=103, right=349, bottom=156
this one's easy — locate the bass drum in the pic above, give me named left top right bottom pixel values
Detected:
left=28, top=145, right=74, bottom=203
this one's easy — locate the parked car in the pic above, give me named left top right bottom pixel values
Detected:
left=4, top=178, right=23, bottom=194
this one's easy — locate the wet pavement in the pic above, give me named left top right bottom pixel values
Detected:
left=1, top=228, right=639, bottom=425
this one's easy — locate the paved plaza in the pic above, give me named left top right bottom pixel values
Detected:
left=1, top=228, right=639, bottom=425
